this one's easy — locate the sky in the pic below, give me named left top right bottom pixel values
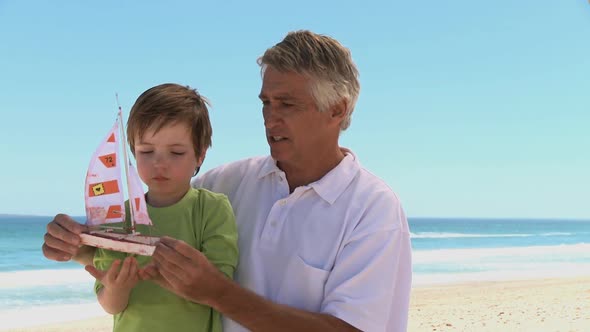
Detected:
left=0, top=1, right=588, bottom=219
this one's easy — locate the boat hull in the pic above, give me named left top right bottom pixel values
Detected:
left=80, top=231, right=159, bottom=256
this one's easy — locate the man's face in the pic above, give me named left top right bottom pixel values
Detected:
left=259, top=67, right=339, bottom=170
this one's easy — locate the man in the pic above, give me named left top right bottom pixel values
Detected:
left=42, top=30, right=412, bottom=331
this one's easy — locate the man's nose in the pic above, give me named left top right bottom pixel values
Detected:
left=263, top=108, right=280, bottom=129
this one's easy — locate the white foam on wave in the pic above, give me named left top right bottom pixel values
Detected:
left=410, top=231, right=572, bottom=239
left=413, top=243, right=590, bottom=264
left=0, top=268, right=94, bottom=289
left=0, top=302, right=107, bottom=330
left=413, top=265, right=590, bottom=286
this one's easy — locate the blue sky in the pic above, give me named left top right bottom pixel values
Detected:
left=1, top=1, right=588, bottom=219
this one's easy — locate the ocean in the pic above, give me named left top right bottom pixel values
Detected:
left=1, top=215, right=589, bottom=329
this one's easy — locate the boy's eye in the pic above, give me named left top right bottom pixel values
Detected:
left=172, top=152, right=185, bottom=156
left=138, top=151, right=153, bottom=154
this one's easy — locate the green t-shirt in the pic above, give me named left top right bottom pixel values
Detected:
left=93, top=188, right=239, bottom=332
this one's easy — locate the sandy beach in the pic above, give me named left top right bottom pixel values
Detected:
left=409, top=276, right=590, bottom=331
left=3, top=276, right=589, bottom=332
left=3, top=316, right=112, bottom=332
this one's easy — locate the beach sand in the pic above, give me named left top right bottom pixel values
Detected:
left=409, top=276, right=590, bottom=331
left=3, top=316, right=111, bottom=332
left=4, top=277, right=589, bottom=332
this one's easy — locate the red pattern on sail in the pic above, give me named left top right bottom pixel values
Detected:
left=99, top=153, right=117, bottom=168
left=105, top=205, right=124, bottom=219
left=88, top=179, right=120, bottom=197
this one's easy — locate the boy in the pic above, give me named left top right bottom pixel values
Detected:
left=85, top=83, right=238, bottom=332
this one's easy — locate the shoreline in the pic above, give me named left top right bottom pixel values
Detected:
left=2, top=276, right=589, bottom=332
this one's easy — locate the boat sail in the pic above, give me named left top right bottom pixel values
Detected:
left=79, top=110, right=159, bottom=256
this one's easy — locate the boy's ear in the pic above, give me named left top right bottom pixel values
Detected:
left=197, top=150, right=207, bottom=167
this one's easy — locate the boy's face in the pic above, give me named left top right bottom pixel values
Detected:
left=134, top=121, right=201, bottom=207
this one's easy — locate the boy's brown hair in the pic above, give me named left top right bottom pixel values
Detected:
left=127, top=83, right=212, bottom=158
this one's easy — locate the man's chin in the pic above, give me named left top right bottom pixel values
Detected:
left=269, top=149, right=286, bottom=162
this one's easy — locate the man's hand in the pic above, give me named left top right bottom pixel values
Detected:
left=138, top=262, right=173, bottom=290
left=150, top=236, right=228, bottom=305
left=42, top=214, right=88, bottom=262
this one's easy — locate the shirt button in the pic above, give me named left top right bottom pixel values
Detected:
left=280, top=200, right=286, bottom=206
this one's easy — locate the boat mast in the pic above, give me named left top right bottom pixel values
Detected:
left=116, top=95, right=136, bottom=234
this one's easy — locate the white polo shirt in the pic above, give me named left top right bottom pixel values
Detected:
left=192, top=151, right=412, bottom=332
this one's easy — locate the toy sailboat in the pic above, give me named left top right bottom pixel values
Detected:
left=79, top=109, right=159, bottom=256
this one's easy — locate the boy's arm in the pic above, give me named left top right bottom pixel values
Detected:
left=87, top=256, right=139, bottom=315
left=96, top=282, right=133, bottom=314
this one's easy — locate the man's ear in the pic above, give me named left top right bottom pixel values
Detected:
left=329, top=100, right=348, bottom=124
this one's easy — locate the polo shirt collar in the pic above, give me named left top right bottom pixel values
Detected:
left=257, top=148, right=360, bottom=205
left=257, top=155, right=281, bottom=179
left=309, top=150, right=359, bottom=205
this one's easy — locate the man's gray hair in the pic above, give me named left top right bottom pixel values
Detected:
left=257, top=30, right=360, bottom=131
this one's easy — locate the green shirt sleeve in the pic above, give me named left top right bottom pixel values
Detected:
left=197, top=189, right=239, bottom=279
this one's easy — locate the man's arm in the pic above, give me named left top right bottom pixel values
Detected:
left=73, top=245, right=96, bottom=266
left=150, top=237, right=360, bottom=332
left=211, top=277, right=361, bottom=332
left=215, top=229, right=410, bottom=332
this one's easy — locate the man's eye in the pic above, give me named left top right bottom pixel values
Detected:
left=172, top=152, right=185, bottom=156
left=138, top=151, right=153, bottom=154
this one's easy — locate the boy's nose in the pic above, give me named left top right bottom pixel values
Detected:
left=152, top=153, right=167, bottom=167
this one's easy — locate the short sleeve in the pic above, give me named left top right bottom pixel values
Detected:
left=321, top=201, right=412, bottom=332
left=198, top=191, right=239, bottom=279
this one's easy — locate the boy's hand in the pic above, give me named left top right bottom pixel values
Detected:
left=86, top=256, right=139, bottom=292
left=138, top=263, right=159, bottom=280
